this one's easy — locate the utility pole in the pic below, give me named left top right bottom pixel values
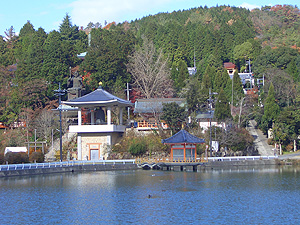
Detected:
left=248, top=58, right=252, bottom=89
left=231, top=75, right=234, bottom=115
left=209, top=89, right=213, bottom=157
left=126, top=83, right=131, bottom=120
left=208, top=88, right=218, bottom=157
left=54, top=83, right=66, bottom=162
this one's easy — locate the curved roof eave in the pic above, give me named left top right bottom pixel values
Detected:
left=62, top=86, right=134, bottom=108
left=62, top=99, right=133, bottom=108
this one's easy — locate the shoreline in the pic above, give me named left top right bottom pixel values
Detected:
left=0, top=158, right=287, bottom=178
left=0, top=161, right=138, bottom=178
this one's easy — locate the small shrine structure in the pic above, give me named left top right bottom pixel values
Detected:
left=162, top=130, right=205, bottom=161
left=62, top=83, right=133, bottom=160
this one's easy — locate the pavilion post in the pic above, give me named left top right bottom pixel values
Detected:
left=107, top=107, right=111, bottom=125
left=119, top=108, right=123, bottom=125
left=77, top=135, right=82, bottom=160
left=91, top=109, right=95, bottom=125
left=78, top=108, right=82, bottom=125
left=183, top=143, right=186, bottom=161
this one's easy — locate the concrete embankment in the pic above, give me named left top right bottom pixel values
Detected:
left=0, top=163, right=138, bottom=178
left=202, top=159, right=277, bottom=169
left=1, top=158, right=283, bottom=177
left=144, top=158, right=278, bottom=171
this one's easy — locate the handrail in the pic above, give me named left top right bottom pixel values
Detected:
left=0, top=156, right=278, bottom=171
left=207, top=156, right=278, bottom=161
left=137, top=121, right=168, bottom=129
left=136, top=155, right=278, bottom=164
left=0, top=159, right=136, bottom=171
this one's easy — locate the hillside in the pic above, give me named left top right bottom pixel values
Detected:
left=0, top=4, right=300, bottom=154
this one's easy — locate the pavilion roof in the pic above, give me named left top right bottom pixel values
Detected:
left=161, top=129, right=205, bottom=144
left=62, top=86, right=134, bottom=108
left=134, top=98, right=185, bottom=114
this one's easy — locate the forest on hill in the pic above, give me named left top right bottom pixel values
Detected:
left=0, top=4, right=300, bottom=155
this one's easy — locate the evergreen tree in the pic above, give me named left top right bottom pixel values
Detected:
left=15, top=21, right=36, bottom=80
left=161, top=102, right=186, bottom=133
left=83, top=27, right=136, bottom=90
left=173, top=60, right=189, bottom=92
left=27, top=28, right=47, bottom=79
left=59, top=14, right=81, bottom=68
left=59, top=14, right=79, bottom=41
left=214, top=70, right=223, bottom=93
left=19, top=21, right=35, bottom=37
left=261, top=83, right=280, bottom=133
left=214, top=88, right=232, bottom=121
left=182, top=76, right=207, bottom=113
left=41, top=31, right=68, bottom=89
left=201, top=65, right=215, bottom=96
left=287, top=59, right=299, bottom=82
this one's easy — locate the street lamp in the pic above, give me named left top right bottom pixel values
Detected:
left=54, top=83, right=66, bottom=162
left=208, top=88, right=218, bottom=157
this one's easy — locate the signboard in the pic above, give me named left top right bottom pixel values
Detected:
left=212, top=141, right=219, bottom=152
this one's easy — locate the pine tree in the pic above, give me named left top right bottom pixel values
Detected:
left=182, top=77, right=204, bottom=113
left=41, top=31, right=68, bottom=88
left=161, top=102, right=186, bottom=133
left=214, top=70, right=223, bottom=93
left=59, top=14, right=81, bottom=68
left=214, top=88, right=232, bottom=121
left=173, top=60, right=189, bottom=92
left=261, top=83, right=280, bottom=133
left=287, top=60, right=299, bottom=82
left=27, top=28, right=47, bottom=79
left=201, top=65, right=213, bottom=96
left=15, top=21, right=36, bottom=81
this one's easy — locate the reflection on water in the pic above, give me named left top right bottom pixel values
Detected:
left=1, top=166, right=300, bottom=224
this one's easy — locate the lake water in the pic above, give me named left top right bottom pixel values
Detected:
left=1, top=166, right=300, bottom=224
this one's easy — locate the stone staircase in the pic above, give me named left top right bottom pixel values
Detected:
left=45, top=132, right=76, bottom=161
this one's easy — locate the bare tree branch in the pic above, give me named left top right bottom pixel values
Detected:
left=127, top=37, right=173, bottom=99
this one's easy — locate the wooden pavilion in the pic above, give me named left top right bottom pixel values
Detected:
left=62, top=84, right=133, bottom=160
left=162, top=130, right=205, bottom=161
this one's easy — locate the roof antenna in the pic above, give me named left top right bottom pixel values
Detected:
left=194, top=47, right=196, bottom=68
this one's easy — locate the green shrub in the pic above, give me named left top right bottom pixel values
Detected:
left=29, top=152, right=44, bottom=163
left=128, top=140, right=147, bottom=156
left=4, top=152, right=29, bottom=164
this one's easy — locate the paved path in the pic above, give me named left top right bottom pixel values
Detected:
left=248, top=120, right=274, bottom=156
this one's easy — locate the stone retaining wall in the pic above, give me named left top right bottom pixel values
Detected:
left=0, top=163, right=138, bottom=178
left=0, top=159, right=279, bottom=177
left=202, top=159, right=276, bottom=169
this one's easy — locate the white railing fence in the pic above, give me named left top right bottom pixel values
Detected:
left=0, top=159, right=136, bottom=171
left=206, top=156, right=278, bottom=162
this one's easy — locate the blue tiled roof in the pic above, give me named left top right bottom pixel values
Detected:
left=63, top=86, right=133, bottom=107
left=162, top=130, right=205, bottom=144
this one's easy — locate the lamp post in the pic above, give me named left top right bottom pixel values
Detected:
left=126, top=83, right=131, bottom=120
left=208, top=88, right=218, bottom=157
left=54, top=83, right=66, bottom=162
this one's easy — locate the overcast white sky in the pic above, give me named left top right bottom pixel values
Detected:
left=0, top=0, right=299, bottom=36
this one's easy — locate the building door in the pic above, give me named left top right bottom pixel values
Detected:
left=88, top=143, right=101, bottom=161
left=90, top=149, right=99, bottom=160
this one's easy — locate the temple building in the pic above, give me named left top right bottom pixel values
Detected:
left=162, top=130, right=205, bottom=161
left=62, top=83, right=133, bottom=160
